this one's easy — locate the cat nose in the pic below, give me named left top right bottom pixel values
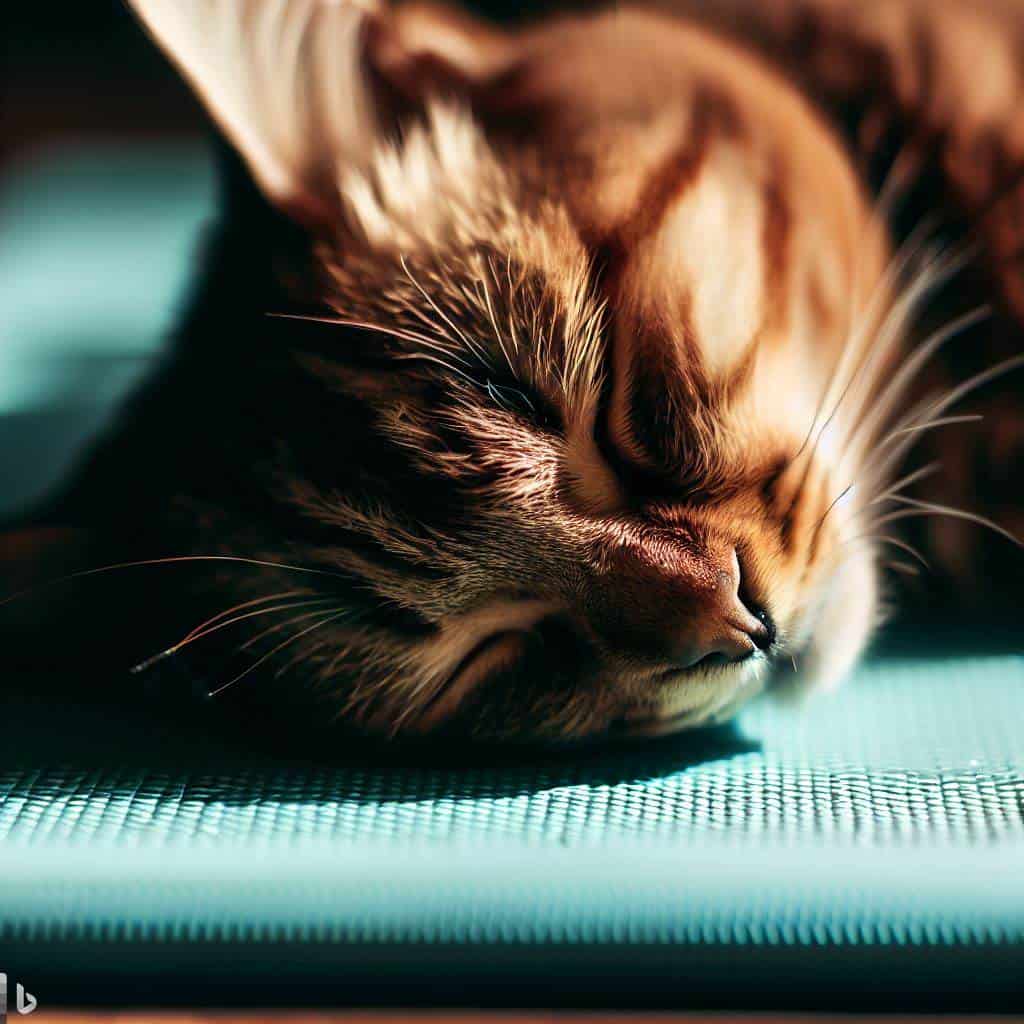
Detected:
left=590, top=542, right=776, bottom=671
left=669, top=563, right=775, bottom=670
left=680, top=595, right=775, bottom=668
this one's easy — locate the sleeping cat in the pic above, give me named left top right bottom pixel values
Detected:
left=3, top=0, right=1022, bottom=739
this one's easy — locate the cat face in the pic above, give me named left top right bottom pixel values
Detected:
left=120, top=0, right=897, bottom=739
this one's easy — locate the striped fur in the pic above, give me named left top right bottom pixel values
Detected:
left=20, top=0, right=1020, bottom=740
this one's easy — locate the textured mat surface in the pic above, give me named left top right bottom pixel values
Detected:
left=1, top=651, right=1023, bottom=1009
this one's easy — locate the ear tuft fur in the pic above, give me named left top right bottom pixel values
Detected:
left=127, top=0, right=386, bottom=224
left=126, top=0, right=514, bottom=228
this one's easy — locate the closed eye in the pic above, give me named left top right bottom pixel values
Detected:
left=481, top=376, right=562, bottom=432
left=486, top=379, right=534, bottom=414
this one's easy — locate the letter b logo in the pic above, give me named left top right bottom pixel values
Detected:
left=15, top=985, right=35, bottom=1016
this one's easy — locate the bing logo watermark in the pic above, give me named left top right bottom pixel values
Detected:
left=0, top=975, right=37, bottom=1021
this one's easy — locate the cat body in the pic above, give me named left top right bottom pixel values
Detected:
left=5, top=0, right=1022, bottom=740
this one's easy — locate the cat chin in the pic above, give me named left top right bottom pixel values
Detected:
left=788, top=538, right=880, bottom=697
left=614, top=666, right=767, bottom=737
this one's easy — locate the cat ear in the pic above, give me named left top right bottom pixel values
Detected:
left=126, top=0, right=515, bottom=227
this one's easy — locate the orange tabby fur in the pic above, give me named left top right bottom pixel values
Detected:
left=4, top=0, right=1021, bottom=740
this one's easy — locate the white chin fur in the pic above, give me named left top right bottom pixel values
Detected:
left=797, top=539, right=879, bottom=695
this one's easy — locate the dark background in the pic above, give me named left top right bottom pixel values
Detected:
left=4, top=3, right=204, bottom=169
left=3, top=0, right=553, bottom=170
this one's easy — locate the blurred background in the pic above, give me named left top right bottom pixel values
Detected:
left=3, top=2, right=214, bottom=518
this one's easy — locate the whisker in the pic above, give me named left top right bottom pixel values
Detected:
left=239, top=605, right=342, bottom=651
left=208, top=608, right=348, bottom=697
left=181, top=598, right=334, bottom=650
left=880, top=414, right=983, bottom=444
left=831, top=215, right=945, bottom=412
left=887, top=560, right=921, bottom=577
left=847, top=304, right=990, bottom=455
left=130, top=595, right=331, bottom=675
left=180, top=590, right=306, bottom=643
left=837, top=245, right=971, bottom=451
left=391, top=351, right=481, bottom=388
left=130, top=648, right=183, bottom=676
left=861, top=533, right=931, bottom=569
left=872, top=500, right=1022, bottom=548
left=273, top=634, right=334, bottom=680
left=269, top=312, right=473, bottom=368
left=0, top=555, right=349, bottom=610
left=910, top=353, right=1024, bottom=427
left=400, top=255, right=488, bottom=364
left=868, top=462, right=941, bottom=507
left=864, top=353, right=1024, bottom=489
left=860, top=408, right=967, bottom=496
left=807, top=484, right=855, bottom=554
left=478, top=265, right=517, bottom=375
left=872, top=137, right=925, bottom=224
left=833, top=141, right=922, bottom=406
left=784, top=229, right=951, bottom=509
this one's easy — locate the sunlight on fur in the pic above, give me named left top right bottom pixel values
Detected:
left=6, top=0, right=1023, bottom=743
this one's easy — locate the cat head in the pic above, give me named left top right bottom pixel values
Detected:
left=121, top=0, right=899, bottom=739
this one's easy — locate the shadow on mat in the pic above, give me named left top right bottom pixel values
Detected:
left=0, top=669, right=759, bottom=805
left=1, top=617, right=1018, bottom=808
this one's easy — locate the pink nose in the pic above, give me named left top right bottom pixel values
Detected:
left=677, top=577, right=775, bottom=668
left=590, top=542, right=775, bottom=671
left=652, top=547, right=774, bottom=669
